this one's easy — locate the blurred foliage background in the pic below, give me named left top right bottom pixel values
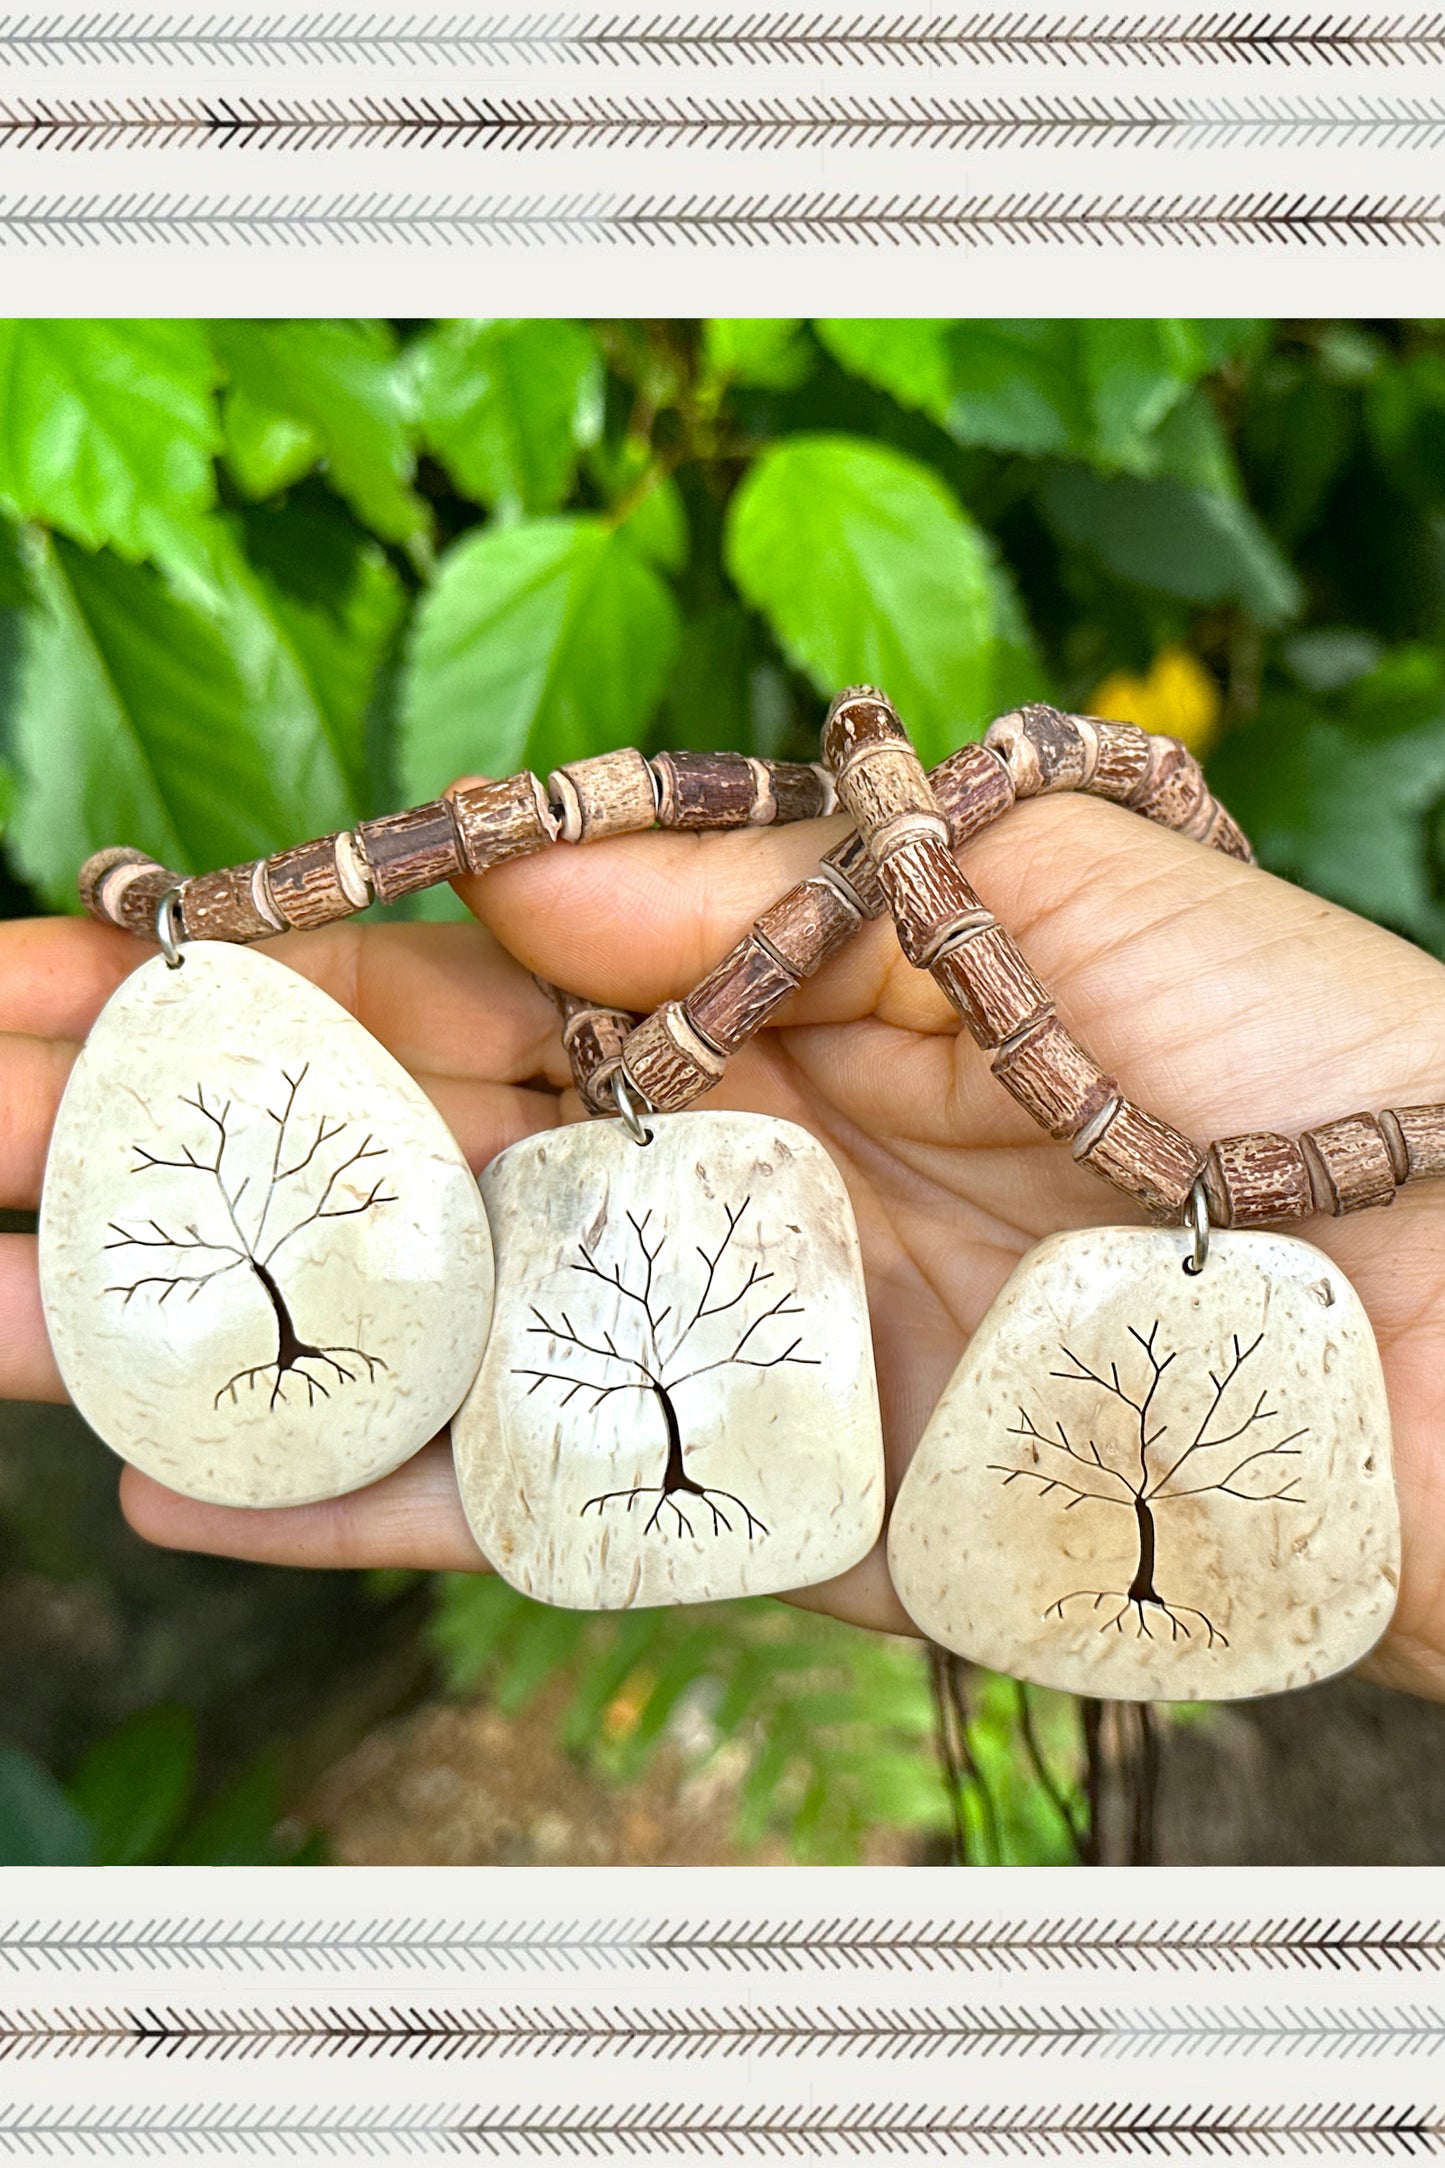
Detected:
left=1, top=317, right=1444, bottom=1870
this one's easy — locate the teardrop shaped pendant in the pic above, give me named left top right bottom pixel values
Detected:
left=888, top=1224, right=1400, bottom=1701
left=39, top=942, right=494, bottom=1508
left=451, top=1110, right=885, bottom=1608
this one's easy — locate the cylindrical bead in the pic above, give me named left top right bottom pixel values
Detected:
left=990, top=1014, right=1117, bottom=1141
left=832, top=741, right=938, bottom=845
left=820, top=832, right=887, bottom=920
left=931, top=742, right=1016, bottom=844
left=562, top=1007, right=636, bottom=1112
left=876, top=833, right=990, bottom=969
left=1074, top=1098, right=1205, bottom=1220
left=1204, top=1132, right=1315, bottom=1228
left=1128, top=736, right=1209, bottom=832
left=652, top=750, right=756, bottom=830
left=762, top=761, right=833, bottom=826
left=620, top=1002, right=727, bottom=1114
left=181, top=862, right=279, bottom=943
left=932, top=923, right=1052, bottom=1049
left=1084, top=719, right=1152, bottom=804
left=548, top=748, right=657, bottom=844
left=753, top=875, right=862, bottom=979
left=1388, top=1103, right=1445, bottom=1183
left=984, top=705, right=1094, bottom=796
left=79, top=848, right=173, bottom=932
left=451, top=772, right=558, bottom=873
left=685, top=934, right=801, bottom=1057
left=821, top=684, right=905, bottom=768
left=357, top=800, right=463, bottom=904
left=1303, top=1112, right=1398, bottom=1216
left=266, top=834, right=365, bottom=931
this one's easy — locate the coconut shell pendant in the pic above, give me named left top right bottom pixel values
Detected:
left=451, top=1110, right=885, bottom=1609
left=39, top=942, right=494, bottom=1508
left=888, top=1225, right=1399, bottom=1701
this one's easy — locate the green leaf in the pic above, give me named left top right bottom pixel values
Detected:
left=172, top=1751, right=294, bottom=1866
left=0, top=320, right=220, bottom=562
left=398, top=514, right=680, bottom=794
left=0, top=1746, right=91, bottom=1865
left=0, top=513, right=31, bottom=609
left=67, top=1705, right=196, bottom=1865
left=704, top=320, right=813, bottom=391
left=5, top=530, right=356, bottom=908
left=212, top=320, right=424, bottom=546
left=724, top=434, right=998, bottom=760
left=411, top=318, right=602, bottom=516
left=1040, top=467, right=1302, bottom=623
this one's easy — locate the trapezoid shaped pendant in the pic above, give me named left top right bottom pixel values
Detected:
left=39, top=941, right=494, bottom=1509
left=887, top=1225, right=1399, bottom=1702
left=451, top=1110, right=885, bottom=1609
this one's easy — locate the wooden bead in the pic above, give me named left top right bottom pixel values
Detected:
left=1204, top=1132, right=1314, bottom=1228
left=1084, top=719, right=1152, bottom=804
left=876, top=833, right=990, bottom=969
left=754, top=874, right=862, bottom=978
left=451, top=773, right=558, bottom=873
left=1387, top=1104, right=1445, bottom=1183
left=984, top=705, right=1094, bottom=796
left=78, top=848, right=173, bottom=932
left=1129, top=736, right=1209, bottom=832
left=652, top=750, right=756, bottom=830
left=932, top=924, right=1052, bottom=1049
left=1074, top=1097, right=1205, bottom=1220
left=990, top=1014, right=1117, bottom=1140
left=357, top=801, right=464, bottom=904
left=180, top=862, right=281, bottom=943
left=1303, top=1113, right=1398, bottom=1216
left=620, top=1002, right=726, bottom=1114
left=548, top=749, right=657, bottom=844
left=1206, top=804, right=1255, bottom=864
left=931, top=743, right=1016, bottom=844
left=266, top=833, right=368, bottom=932
left=686, top=934, right=802, bottom=1057
left=101, top=860, right=183, bottom=942
left=753, top=759, right=833, bottom=826
left=821, top=684, right=905, bottom=769
left=832, top=741, right=936, bottom=846
left=564, top=1009, right=636, bottom=1115
left=820, top=833, right=887, bottom=920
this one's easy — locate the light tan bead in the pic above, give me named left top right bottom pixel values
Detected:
left=1390, top=1103, right=1445, bottom=1183
left=451, top=773, right=558, bottom=873
left=548, top=749, right=658, bottom=844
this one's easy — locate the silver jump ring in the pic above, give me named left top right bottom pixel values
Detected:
left=155, top=888, right=187, bottom=971
left=611, top=1070, right=655, bottom=1148
left=1182, top=1175, right=1212, bottom=1276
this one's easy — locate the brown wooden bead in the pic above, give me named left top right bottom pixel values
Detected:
left=1074, top=1097, right=1205, bottom=1220
left=620, top=1002, right=726, bottom=1113
left=1205, top=803, right=1255, bottom=864
left=180, top=862, right=280, bottom=943
left=1388, top=1103, right=1445, bottom=1183
left=1204, top=1132, right=1315, bottom=1228
left=450, top=772, right=558, bottom=873
left=821, top=684, right=905, bottom=769
left=1303, top=1112, right=1398, bottom=1216
left=990, top=1014, right=1117, bottom=1140
left=1128, top=735, right=1209, bottom=832
left=754, top=874, right=862, bottom=978
left=548, top=748, right=657, bottom=844
left=931, top=742, right=1016, bottom=844
left=876, top=832, right=990, bottom=969
left=761, top=760, right=833, bottom=826
left=1084, top=719, right=1152, bottom=804
left=686, top=934, right=802, bottom=1057
left=932, top=923, right=1052, bottom=1049
left=79, top=848, right=168, bottom=929
left=820, top=832, right=887, bottom=920
left=357, top=801, right=464, bottom=904
left=266, top=834, right=367, bottom=931
left=652, top=750, right=756, bottom=830
left=564, top=1008, right=637, bottom=1111
left=984, top=705, right=1093, bottom=796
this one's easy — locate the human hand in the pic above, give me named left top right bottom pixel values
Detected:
left=14, top=791, right=1445, bottom=1700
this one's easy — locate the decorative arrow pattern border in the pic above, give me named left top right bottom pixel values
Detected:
left=2, top=1912, right=1444, bottom=1975
left=4, top=10, right=1445, bottom=70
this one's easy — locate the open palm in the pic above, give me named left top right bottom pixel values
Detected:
left=9, top=791, right=1445, bottom=1702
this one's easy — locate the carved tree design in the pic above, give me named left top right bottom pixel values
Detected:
left=104, top=1065, right=395, bottom=1409
left=516, top=1196, right=817, bottom=1540
left=991, top=1323, right=1308, bottom=1648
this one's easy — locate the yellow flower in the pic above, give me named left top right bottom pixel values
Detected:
left=1086, top=645, right=1222, bottom=758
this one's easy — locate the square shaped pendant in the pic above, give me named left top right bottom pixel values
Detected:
left=888, top=1226, right=1400, bottom=1701
left=452, top=1112, right=885, bottom=1609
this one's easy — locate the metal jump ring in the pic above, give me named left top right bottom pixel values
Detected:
left=1182, top=1174, right=1212, bottom=1276
left=611, top=1070, right=655, bottom=1148
left=155, top=887, right=187, bottom=971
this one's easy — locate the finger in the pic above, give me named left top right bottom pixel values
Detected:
left=120, top=1436, right=488, bottom=1570
left=0, top=1033, right=77, bottom=1208
left=0, top=1235, right=66, bottom=1402
left=412, top=1073, right=561, bottom=1174
left=0, top=916, right=142, bottom=1040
